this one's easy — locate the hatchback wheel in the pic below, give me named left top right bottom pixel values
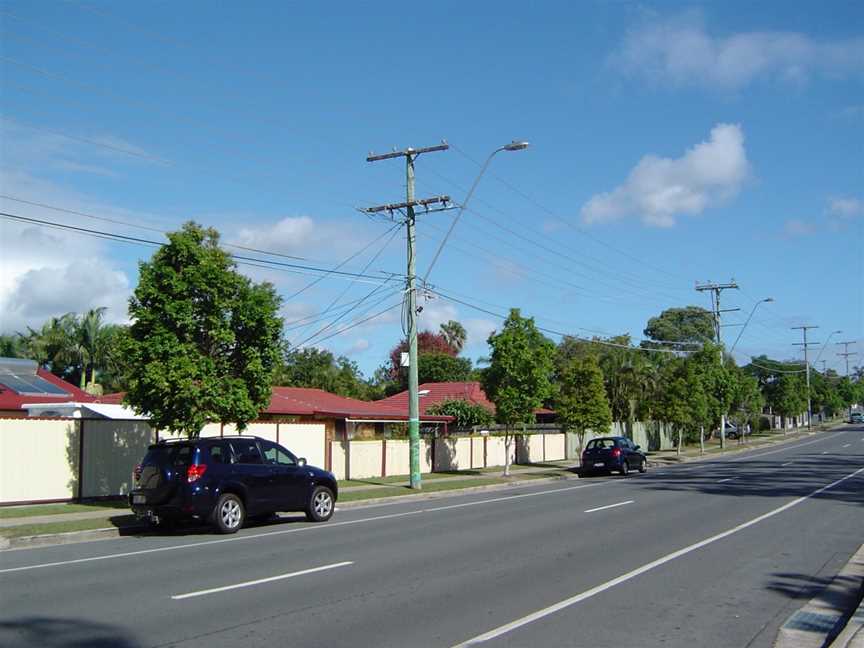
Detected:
left=305, top=486, right=335, bottom=522
left=639, top=458, right=647, bottom=474
left=212, top=493, right=245, bottom=534
left=620, top=461, right=629, bottom=477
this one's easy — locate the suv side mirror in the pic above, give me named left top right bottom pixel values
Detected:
left=634, top=445, right=641, bottom=451
left=297, top=457, right=307, bottom=467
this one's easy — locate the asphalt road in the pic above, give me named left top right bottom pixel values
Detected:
left=2, top=425, right=863, bottom=648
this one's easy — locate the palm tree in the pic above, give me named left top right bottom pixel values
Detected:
left=77, top=307, right=107, bottom=389
left=440, top=320, right=467, bottom=354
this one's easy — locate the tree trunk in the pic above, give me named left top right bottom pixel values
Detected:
left=700, top=426, right=704, bottom=456
left=503, top=429, right=511, bottom=477
left=677, top=427, right=682, bottom=456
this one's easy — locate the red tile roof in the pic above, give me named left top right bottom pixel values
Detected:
left=96, top=392, right=126, bottom=404
left=377, top=382, right=493, bottom=414
left=0, top=368, right=95, bottom=412
left=265, top=387, right=451, bottom=421
left=377, top=381, right=555, bottom=416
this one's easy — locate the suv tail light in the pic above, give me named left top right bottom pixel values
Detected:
left=187, top=464, right=208, bottom=483
left=133, top=464, right=142, bottom=482
left=611, top=448, right=622, bottom=458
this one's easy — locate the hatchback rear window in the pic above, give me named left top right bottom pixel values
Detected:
left=586, top=439, right=616, bottom=450
left=142, top=444, right=193, bottom=468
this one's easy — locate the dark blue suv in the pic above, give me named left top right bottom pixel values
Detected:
left=129, top=436, right=338, bottom=534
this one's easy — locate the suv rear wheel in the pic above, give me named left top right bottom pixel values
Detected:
left=305, top=486, right=334, bottom=522
left=212, top=493, right=245, bottom=534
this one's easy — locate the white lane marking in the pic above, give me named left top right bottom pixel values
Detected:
left=822, top=451, right=829, bottom=455
left=843, top=444, right=851, bottom=448
left=725, top=435, right=836, bottom=462
left=781, top=462, right=793, bottom=467
left=171, top=561, right=353, bottom=600
left=717, top=477, right=738, bottom=483
left=584, top=501, right=634, bottom=514
left=450, top=464, right=864, bottom=647
left=0, top=480, right=617, bottom=575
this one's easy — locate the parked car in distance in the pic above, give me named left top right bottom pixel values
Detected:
left=724, top=422, right=750, bottom=439
left=129, top=436, right=338, bottom=534
left=850, top=412, right=863, bottom=424
left=580, top=436, right=647, bottom=476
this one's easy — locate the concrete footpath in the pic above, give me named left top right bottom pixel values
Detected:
left=774, top=544, right=864, bottom=648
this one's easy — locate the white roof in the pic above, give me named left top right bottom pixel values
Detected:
left=23, top=402, right=147, bottom=420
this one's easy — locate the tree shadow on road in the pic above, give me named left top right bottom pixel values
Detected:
left=636, top=454, right=864, bottom=507
left=0, top=616, right=140, bottom=647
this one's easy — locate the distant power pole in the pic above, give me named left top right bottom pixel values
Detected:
left=837, top=340, right=858, bottom=377
left=837, top=340, right=858, bottom=419
left=364, top=143, right=451, bottom=490
left=695, top=280, right=739, bottom=448
left=792, top=325, right=820, bottom=430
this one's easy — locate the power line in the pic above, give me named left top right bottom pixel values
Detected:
left=426, top=286, right=682, bottom=355
left=449, top=142, right=693, bottom=285
left=0, top=211, right=403, bottom=286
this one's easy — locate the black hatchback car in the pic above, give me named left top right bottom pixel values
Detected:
left=129, top=436, right=338, bottom=534
left=580, top=436, right=647, bottom=476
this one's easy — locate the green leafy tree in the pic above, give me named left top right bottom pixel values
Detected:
left=555, top=355, right=613, bottom=455
left=123, top=222, right=282, bottom=437
left=729, top=370, right=765, bottom=432
left=427, top=399, right=495, bottom=428
left=418, top=352, right=472, bottom=384
left=0, top=333, right=24, bottom=357
left=482, top=309, right=555, bottom=476
left=275, top=347, right=380, bottom=400
left=641, top=306, right=714, bottom=349
left=768, top=374, right=808, bottom=426
left=655, top=358, right=708, bottom=454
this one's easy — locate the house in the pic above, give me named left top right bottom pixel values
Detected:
left=375, top=381, right=557, bottom=424
left=92, top=386, right=453, bottom=441
left=263, top=387, right=452, bottom=441
left=0, top=357, right=95, bottom=418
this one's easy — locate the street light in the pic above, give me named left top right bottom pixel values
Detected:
left=422, top=141, right=530, bottom=283
left=729, top=297, right=773, bottom=354
left=814, top=330, right=843, bottom=365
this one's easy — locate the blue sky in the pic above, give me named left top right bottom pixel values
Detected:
left=1, top=0, right=862, bottom=376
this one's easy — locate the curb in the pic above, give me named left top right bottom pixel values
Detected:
left=0, top=524, right=148, bottom=551
left=336, top=472, right=581, bottom=510
left=775, top=543, right=864, bottom=648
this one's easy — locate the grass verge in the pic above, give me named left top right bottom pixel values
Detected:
left=0, top=500, right=128, bottom=520
left=0, top=515, right=140, bottom=539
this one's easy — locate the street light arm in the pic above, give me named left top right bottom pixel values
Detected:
left=729, top=298, right=772, bottom=354
left=422, top=142, right=528, bottom=285
left=421, top=149, right=501, bottom=285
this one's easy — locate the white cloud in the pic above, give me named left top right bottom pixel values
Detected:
left=344, top=338, right=370, bottom=356
left=828, top=197, right=863, bottom=219
left=612, top=12, right=864, bottom=90
left=1, top=255, right=130, bottom=332
left=783, top=219, right=817, bottom=237
left=581, top=123, right=749, bottom=227
left=417, top=300, right=496, bottom=350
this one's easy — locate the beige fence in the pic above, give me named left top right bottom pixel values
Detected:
left=0, top=418, right=326, bottom=505
left=329, top=433, right=566, bottom=480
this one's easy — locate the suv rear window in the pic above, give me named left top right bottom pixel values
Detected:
left=142, top=444, right=193, bottom=468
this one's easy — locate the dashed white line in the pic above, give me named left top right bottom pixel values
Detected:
left=584, top=500, right=634, bottom=514
left=822, top=451, right=829, bottom=455
left=171, top=561, right=353, bottom=600
left=781, top=462, right=794, bottom=467
left=842, top=444, right=851, bottom=448
left=0, top=480, right=618, bottom=574
left=717, top=477, right=738, bottom=483
left=450, top=465, right=864, bottom=647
